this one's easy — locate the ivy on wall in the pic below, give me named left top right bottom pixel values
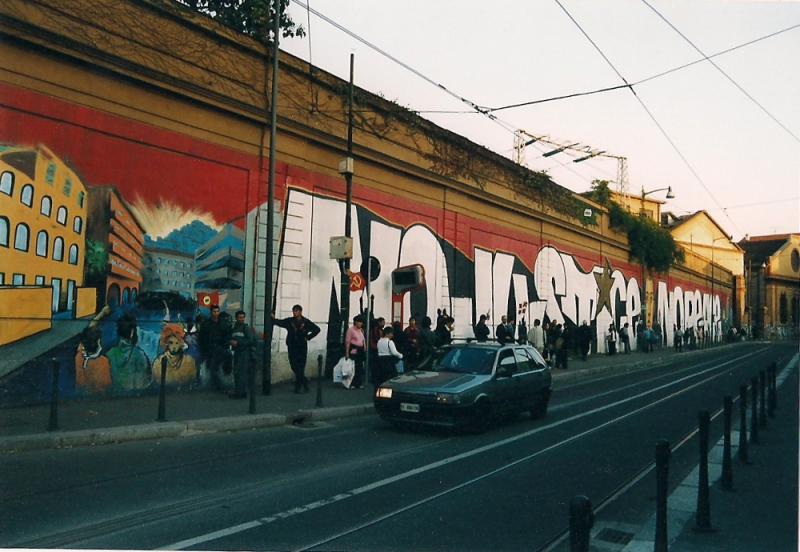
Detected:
left=586, top=180, right=684, bottom=272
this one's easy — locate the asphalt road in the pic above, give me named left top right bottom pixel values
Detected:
left=1, top=342, right=794, bottom=551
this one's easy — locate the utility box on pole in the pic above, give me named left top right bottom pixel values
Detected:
left=330, top=236, right=353, bottom=260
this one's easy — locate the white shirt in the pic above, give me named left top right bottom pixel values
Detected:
left=529, top=325, right=545, bottom=350
left=377, top=337, right=403, bottom=358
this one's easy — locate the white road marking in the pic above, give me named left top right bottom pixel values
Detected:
left=160, top=348, right=766, bottom=550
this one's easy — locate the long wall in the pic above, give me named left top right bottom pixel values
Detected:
left=0, top=0, right=733, bottom=405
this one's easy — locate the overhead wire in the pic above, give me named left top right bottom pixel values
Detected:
left=486, top=22, right=800, bottom=113
left=552, top=0, right=743, bottom=235
left=289, top=0, right=605, bottom=191
left=639, top=0, right=800, bottom=144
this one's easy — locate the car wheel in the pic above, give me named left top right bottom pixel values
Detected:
left=469, top=399, right=492, bottom=433
left=530, top=389, right=551, bottom=420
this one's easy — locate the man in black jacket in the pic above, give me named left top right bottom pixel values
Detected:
left=198, top=305, right=232, bottom=391
left=229, top=310, right=256, bottom=399
left=474, top=314, right=490, bottom=342
left=273, top=304, right=321, bottom=393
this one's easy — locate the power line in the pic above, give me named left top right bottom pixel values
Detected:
left=707, top=197, right=800, bottom=211
left=290, top=0, right=642, bottom=194
left=552, top=0, right=742, bottom=236
left=639, top=0, right=800, bottom=143
left=487, top=23, right=800, bottom=113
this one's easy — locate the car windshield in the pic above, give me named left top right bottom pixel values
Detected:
left=431, top=347, right=496, bottom=375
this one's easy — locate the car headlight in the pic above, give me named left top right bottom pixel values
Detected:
left=376, top=387, right=393, bottom=399
left=435, top=393, right=460, bottom=404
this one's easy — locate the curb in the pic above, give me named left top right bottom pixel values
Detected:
left=0, top=406, right=376, bottom=453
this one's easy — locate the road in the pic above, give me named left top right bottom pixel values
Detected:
left=2, top=342, right=795, bottom=551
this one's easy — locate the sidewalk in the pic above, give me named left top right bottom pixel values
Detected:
left=0, top=343, right=738, bottom=453
left=666, top=356, right=798, bottom=552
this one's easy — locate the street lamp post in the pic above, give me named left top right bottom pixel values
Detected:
left=637, top=186, right=676, bottom=336
left=710, top=236, right=729, bottom=345
left=640, top=186, right=675, bottom=218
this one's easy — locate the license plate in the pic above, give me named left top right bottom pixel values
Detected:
left=400, top=402, right=420, bottom=413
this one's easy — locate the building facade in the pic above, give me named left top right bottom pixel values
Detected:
left=142, top=246, right=196, bottom=297
left=0, top=144, right=95, bottom=344
left=740, top=234, right=800, bottom=339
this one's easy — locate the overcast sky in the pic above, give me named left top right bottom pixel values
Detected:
left=280, top=0, right=799, bottom=241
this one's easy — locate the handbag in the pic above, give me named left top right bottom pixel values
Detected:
left=395, top=359, right=405, bottom=374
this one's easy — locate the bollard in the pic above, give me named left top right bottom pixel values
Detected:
left=248, top=355, right=256, bottom=415
left=157, top=356, right=167, bottom=422
left=770, top=361, right=778, bottom=411
left=315, top=354, right=323, bottom=408
left=694, top=410, right=713, bottom=532
left=738, top=385, right=750, bottom=464
left=759, top=370, right=767, bottom=429
left=47, top=358, right=60, bottom=432
left=768, top=364, right=776, bottom=418
left=655, top=440, right=671, bottom=552
left=568, top=495, right=594, bottom=552
left=722, top=396, right=734, bottom=490
left=750, top=377, right=759, bottom=444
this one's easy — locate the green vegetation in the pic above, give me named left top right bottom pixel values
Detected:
left=587, top=180, right=684, bottom=272
left=179, top=0, right=305, bottom=41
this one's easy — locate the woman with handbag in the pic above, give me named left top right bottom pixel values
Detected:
left=345, top=315, right=367, bottom=389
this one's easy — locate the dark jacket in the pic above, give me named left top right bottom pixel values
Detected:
left=273, top=316, right=321, bottom=350
left=496, top=323, right=514, bottom=344
left=231, top=322, right=256, bottom=359
left=474, top=321, right=490, bottom=342
left=198, top=316, right=231, bottom=358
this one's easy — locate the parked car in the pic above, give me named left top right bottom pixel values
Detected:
left=374, top=342, right=552, bottom=432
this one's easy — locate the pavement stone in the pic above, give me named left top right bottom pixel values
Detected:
left=0, top=342, right=751, bottom=453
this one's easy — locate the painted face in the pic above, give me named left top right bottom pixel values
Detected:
left=166, top=335, right=183, bottom=355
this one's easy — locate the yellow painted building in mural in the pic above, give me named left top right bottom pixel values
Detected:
left=0, top=144, right=95, bottom=344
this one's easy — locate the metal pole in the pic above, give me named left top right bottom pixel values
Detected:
left=768, top=362, right=777, bottom=415
left=262, top=0, right=283, bottom=395
left=722, top=396, right=734, bottom=490
left=750, top=377, right=759, bottom=444
left=738, top=385, right=750, bottom=463
left=47, top=358, right=59, bottom=431
left=568, top=495, right=594, bottom=552
left=340, top=54, right=355, bottom=347
left=365, top=259, right=372, bottom=386
left=759, top=370, right=767, bottom=429
left=248, top=353, right=256, bottom=414
left=157, top=356, right=167, bottom=422
left=315, top=354, right=323, bottom=408
left=710, top=249, right=714, bottom=346
left=655, top=440, right=671, bottom=552
left=694, top=410, right=713, bottom=531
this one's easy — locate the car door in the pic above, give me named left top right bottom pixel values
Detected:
left=513, top=347, right=538, bottom=410
left=523, top=346, right=550, bottom=407
left=493, top=348, right=518, bottom=414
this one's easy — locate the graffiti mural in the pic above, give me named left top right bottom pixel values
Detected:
left=0, top=86, right=731, bottom=408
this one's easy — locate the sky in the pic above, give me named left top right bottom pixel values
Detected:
left=279, top=0, right=800, bottom=242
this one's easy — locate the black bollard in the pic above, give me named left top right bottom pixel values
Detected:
left=157, top=356, right=167, bottom=422
left=770, top=361, right=778, bottom=411
left=750, top=377, right=759, bottom=444
left=694, top=410, right=713, bottom=531
left=315, top=354, right=323, bottom=408
left=248, top=355, right=256, bottom=415
left=768, top=364, right=776, bottom=418
left=722, top=396, right=734, bottom=490
left=47, top=358, right=60, bottom=432
left=738, top=385, right=750, bottom=464
left=568, top=495, right=594, bottom=552
left=655, top=440, right=671, bottom=552
left=759, top=370, right=767, bottom=429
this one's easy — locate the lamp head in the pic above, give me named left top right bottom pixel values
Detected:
left=665, top=186, right=675, bottom=199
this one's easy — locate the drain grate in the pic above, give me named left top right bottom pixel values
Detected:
left=595, top=527, right=634, bottom=545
